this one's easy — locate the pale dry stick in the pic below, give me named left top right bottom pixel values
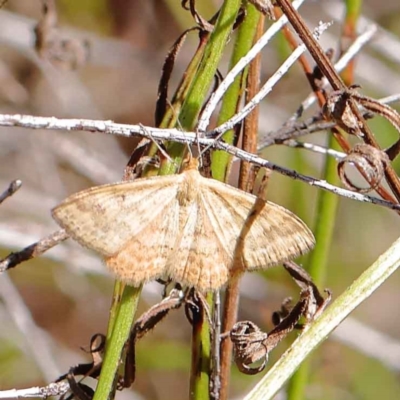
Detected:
left=223, top=143, right=399, bottom=210
left=283, top=139, right=347, bottom=160
left=378, top=93, right=400, bottom=105
left=244, top=235, right=400, bottom=400
left=0, top=381, right=70, bottom=399
left=0, top=114, right=399, bottom=210
left=207, top=21, right=332, bottom=138
left=258, top=120, right=336, bottom=148
left=206, top=23, right=375, bottom=138
left=259, top=93, right=400, bottom=150
left=196, top=0, right=306, bottom=133
left=289, top=23, right=377, bottom=122
left=0, top=273, right=62, bottom=381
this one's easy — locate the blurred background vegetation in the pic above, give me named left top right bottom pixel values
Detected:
left=0, top=0, right=400, bottom=399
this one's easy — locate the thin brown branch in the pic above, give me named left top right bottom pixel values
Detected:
left=219, top=12, right=266, bottom=400
left=0, top=229, right=69, bottom=272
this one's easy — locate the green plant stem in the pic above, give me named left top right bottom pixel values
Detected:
left=158, top=35, right=210, bottom=172
left=211, top=3, right=261, bottom=181
left=190, top=294, right=212, bottom=400
left=160, top=0, right=242, bottom=176
left=152, top=1, right=243, bottom=397
left=245, top=235, right=400, bottom=400
left=93, top=285, right=141, bottom=400
left=181, top=0, right=241, bottom=129
left=344, top=0, right=362, bottom=16
left=287, top=133, right=341, bottom=400
left=105, top=281, right=125, bottom=341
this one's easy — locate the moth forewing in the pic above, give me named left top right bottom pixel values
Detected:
left=104, top=198, right=181, bottom=286
left=52, top=174, right=182, bottom=256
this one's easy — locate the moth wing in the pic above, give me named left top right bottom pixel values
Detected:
left=165, top=200, right=232, bottom=292
left=104, top=197, right=181, bottom=286
left=52, top=175, right=182, bottom=256
left=199, top=177, right=315, bottom=270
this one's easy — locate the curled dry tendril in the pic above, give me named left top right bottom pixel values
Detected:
left=337, top=143, right=389, bottom=194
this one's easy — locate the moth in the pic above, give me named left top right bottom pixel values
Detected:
left=52, top=158, right=314, bottom=292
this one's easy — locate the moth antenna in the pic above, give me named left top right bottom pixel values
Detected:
left=197, top=130, right=225, bottom=166
left=187, top=143, right=194, bottom=160
left=164, top=100, right=194, bottom=169
left=138, top=123, right=177, bottom=169
left=194, top=129, right=204, bottom=168
left=166, top=98, right=183, bottom=130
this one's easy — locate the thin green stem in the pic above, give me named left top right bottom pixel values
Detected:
left=160, top=0, right=242, bottom=177
left=105, top=281, right=125, bottom=342
left=181, top=0, right=241, bottom=129
left=211, top=3, right=261, bottom=181
left=93, top=285, right=142, bottom=400
left=308, top=138, right=342, bottom=284
left=190, top=294, right=212, bottom=400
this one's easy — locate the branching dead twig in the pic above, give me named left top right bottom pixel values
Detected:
left=258, top=92, right=400, bottom=149
left=229, top=261, right=330, bottom=375
left=0, top=229, right=69, bottom=272
left=275, top=0, right=400, bottom=201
